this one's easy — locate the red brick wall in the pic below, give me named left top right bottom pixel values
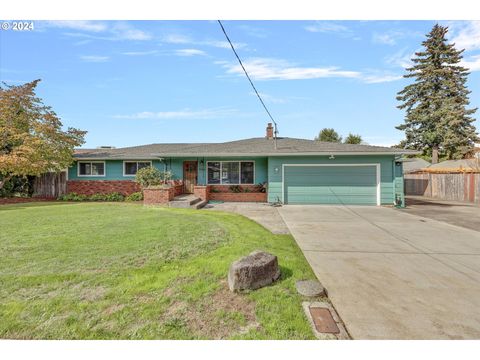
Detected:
left=66, top=180, right=140, bottom=196
left=143, top=187, right=175, bottom=205
left=194, top=185, right=210, bottom=201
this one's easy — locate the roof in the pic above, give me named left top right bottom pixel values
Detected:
left=73, top=137, right=419, bottom=160
left=401, top=157, right=431, bottom=173
left=425, top=159, right=480, bottom=172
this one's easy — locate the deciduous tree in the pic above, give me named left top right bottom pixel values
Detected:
left=0, top=80, right=86, bottom=190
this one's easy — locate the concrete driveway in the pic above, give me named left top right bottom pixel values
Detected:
left=278, top=205, right=480, bottom=339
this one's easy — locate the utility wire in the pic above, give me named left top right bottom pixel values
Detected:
left=217, top=20, right=278, bottom=148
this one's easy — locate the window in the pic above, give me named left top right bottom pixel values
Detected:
left=123, top=161, right=152, bottom=176
left=78, top=161, right=105, bottom=176
left=207, top=161, right=254, bottom=185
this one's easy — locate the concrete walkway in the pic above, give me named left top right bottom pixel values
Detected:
left=204, top=202, right=289, bottom=234
left=404, top=196, right=480, bottom=232
left=278, top=205, right=480, bottom=339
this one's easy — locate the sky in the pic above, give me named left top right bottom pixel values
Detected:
left=1, top=20, right=479, bottom=148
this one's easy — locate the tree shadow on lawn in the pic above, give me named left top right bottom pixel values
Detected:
left=0, top=201, right=73, bottom=211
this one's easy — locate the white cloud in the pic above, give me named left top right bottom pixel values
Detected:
left=220, top=58, right=361, bottom=81
left=121, top=50, right=159, bottom=56
left=372, top=33, right=397, bottom=45
left=44, top=20, right=107, bottom=32
left=174, top=49, right=207, bottom=57
left=219, top=57, right=403, bottom=84
left=449, top=21, right=480, bottom=51
left=80, top=55, right=110, bottom=63
left=110, top=22, right=151, bottom=41
left=162, top=33, right=246, bottom=49
left=304, top=21, right=350, bottom=34
left=112, top=108, right=237, bottom=120
left=385, top=48, right=414, bottom=69
left=162, top=34, right=192, bottom=44
left=461, top=55, right=480, bottom=72
left=44, top=21, right=151, bottom=41
left=361, top=73, right=403, bottom=84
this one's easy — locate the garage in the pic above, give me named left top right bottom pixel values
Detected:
left=283, top=164, right=380, bottom=205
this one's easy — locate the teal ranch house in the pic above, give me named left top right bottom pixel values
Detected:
left=68, top=123, right=415, bottom=206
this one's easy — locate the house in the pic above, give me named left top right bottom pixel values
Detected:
left=426, top=159, right=480, bottom=173
left=401, top=157, right=431, bottom=174
left=67, top=123, right=415, bottom=206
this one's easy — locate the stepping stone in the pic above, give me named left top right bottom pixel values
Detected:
left=295, top=280, right=325, bottom=297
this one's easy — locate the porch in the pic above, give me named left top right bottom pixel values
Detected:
left=172, top=158, right=268, bottom=203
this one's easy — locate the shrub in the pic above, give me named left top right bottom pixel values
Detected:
left=229, top=185, right=242, bottom=193
left=104, top=192, right=125, bottom=202
left=89, top=193, right=107, bottom=201
left=135, top=166, right=172, bottom=188
left=58, top=192, right=124, bottom=202
left=0, top=175, right=32, bottom=198
left=58, top=192, right=87, bottom=201
left=126, top=192, right=143, bottom=201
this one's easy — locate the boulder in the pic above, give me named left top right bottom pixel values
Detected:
left=228, top=250, right=281, bottom=291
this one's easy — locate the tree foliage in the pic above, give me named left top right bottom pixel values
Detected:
left=315, top=128, right=342, bottom=143
left=0, top=80, right=86, bottom=190
left=396, top=24, right=478, bottom=163
left=344, top=133, right=363, bottom=144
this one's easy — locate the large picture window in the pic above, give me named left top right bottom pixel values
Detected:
left=123, top=161, right=152, bottom=176
left=207, top=161, right=254, bottom=185
left=78, top=161, right=105, bottom=176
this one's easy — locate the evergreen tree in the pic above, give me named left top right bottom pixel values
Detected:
left=315, top=128, right=342, bottom=143
left=396, top=24, right=478, bottom=163
left=344, top=133, right=363, bottom=144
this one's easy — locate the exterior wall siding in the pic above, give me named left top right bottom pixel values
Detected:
left=68, top=157, right=268, bottom=184
left=267, top=155, right=398, bottom=205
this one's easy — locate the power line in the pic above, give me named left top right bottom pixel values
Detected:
left=217, top=20, right=278, bottom=147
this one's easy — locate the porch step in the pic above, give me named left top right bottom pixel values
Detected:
left=193, top=200, right=208, bottom=209
left=169, top=194, right=202, bottom=209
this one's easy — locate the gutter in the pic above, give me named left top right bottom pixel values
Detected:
left=73, top=150, right=420, bottom=160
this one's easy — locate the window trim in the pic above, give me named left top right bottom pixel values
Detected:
left=206, top=160, right=255, bottom=185
left=77, top=161, right=106, bottom=177
left=123, top=160, right=153, bottom=177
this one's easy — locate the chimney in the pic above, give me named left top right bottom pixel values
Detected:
left=266, top=123, right=274, bottom=140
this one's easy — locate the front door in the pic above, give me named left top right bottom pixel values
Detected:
left=183, top=161, right=198, bottom=194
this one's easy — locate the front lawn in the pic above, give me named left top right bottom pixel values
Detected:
left=0, top=202, right=316, bottom=339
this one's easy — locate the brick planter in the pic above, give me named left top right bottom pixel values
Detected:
left=209, top=192, right=267, bottom=203
left=207, top=184, right=267, bottom=202
left=194, top=185, right=210, bottom=201
left=143, top=187, right=175, bottom=205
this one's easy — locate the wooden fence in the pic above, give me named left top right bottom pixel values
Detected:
left=404, top=172, right=480, bottom=203
left=33, top=172, right=67, bottom=198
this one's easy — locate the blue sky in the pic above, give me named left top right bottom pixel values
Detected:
left=1, top=20, right=479, bottom=148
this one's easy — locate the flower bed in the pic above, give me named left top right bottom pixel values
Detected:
left=207, top=185, right=267, bottom=203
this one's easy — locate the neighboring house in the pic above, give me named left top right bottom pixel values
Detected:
left=402, top=157, right=431, bottom=174
left=427, top=159, right=480, bottom=172
left=67, top=123, right=415, bottom=206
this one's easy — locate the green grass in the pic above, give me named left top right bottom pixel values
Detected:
left=0, top=202, right=316, bottom=339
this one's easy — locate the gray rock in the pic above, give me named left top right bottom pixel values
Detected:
left=295, top=280, right=325, bottom=297
left=228, top=250, right=281, bottom=291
